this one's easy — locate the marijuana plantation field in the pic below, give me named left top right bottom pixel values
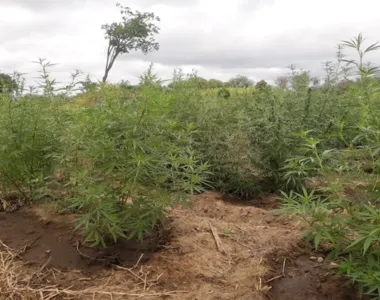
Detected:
left=1, top=34, right=380, bottom=300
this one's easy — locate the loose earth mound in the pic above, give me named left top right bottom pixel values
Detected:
left=0, top=192, right=360, bottom=299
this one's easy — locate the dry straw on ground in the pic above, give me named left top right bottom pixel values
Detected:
left=0, top=240, right=186, bottom=300
left=0, top=192, right=300, bottom=300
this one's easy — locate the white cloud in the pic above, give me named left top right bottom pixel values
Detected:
left=0, top=0, right=379, bottom=87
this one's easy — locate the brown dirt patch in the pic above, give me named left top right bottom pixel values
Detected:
left=0, top=204, right=163, bottom=272
left=266, top=249, right=362, bottom=300
left=0, top=191, right=360, bottom=299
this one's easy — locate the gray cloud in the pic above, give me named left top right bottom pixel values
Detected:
left=2, top=0, right=87, bottom=11
left=131, top=0, right=199, bottom=7
left=0, top=19, right=69, bottom=44
left=238, top=0, right=275, bottom=12
left=122, top=28, right=346, bottom=70
left=1, top=0, right=380, bottom=86
left=3, top=0, right=197, bottom=11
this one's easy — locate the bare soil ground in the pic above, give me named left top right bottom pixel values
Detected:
left=0, top=191, right=360, bottom=299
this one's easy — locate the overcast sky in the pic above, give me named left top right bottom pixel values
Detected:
left=1, top=0, right=379, bottom=87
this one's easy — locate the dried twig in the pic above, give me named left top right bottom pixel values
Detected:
left=282, top=257, right=286, bottom=276
left=75, top=241, right=106, bottom=261
left=21, top=234, right=43, bottom=253
left=266, top=274, right=283, bottom=283
left=114, top=265, right=146, bottom=283
left=39, top=255, right=52, bottom=273
left=134, top=253, right=144, bottom=268
left=266, top=257, right=287, bottom=283
left=208, top=222, right=227, bottom=255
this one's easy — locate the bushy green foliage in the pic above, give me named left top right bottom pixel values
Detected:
left=58, top=85, right=211, bottom=246
left=0, top=95, right=63, bottom=201
left=217, top=87, right=230, bottom=99
left=277, top=34, right=380, bottom=299
left=255, top=80, right=268, bottom=91
left=0, top=73, right=18, bottom=94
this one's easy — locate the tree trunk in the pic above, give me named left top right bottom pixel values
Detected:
left=102, top=71, right=109, bottom=83
left=102, top=56, right=117, bottom=83
left=102, top=43, right=112, bottom=83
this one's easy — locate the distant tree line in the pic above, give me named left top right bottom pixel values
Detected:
left=167, top=74, right=264, bottom=90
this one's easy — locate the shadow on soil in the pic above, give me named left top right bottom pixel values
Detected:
left=0, top=208, right=168, bottom=273
left=265, top=248, right=364, bottom=300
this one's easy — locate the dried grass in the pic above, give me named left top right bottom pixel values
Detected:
left=0, top=240, right=186, bottom=300
left=0, top=192, right=300, bottom=300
